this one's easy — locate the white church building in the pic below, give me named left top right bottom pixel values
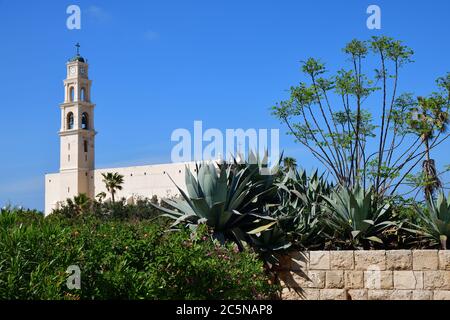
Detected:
left=44, top=48, right=194, bottom=215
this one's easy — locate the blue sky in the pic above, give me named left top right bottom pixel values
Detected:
left=0, top=0, right=449, bottom=210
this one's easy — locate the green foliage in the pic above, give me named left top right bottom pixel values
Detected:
left=0, top=208, right=276, bottom=299
left=271, top=36, right=449, bottom=201
left=101, top=172, right=125, bottom=203
left=153, top=157, right=280, bottom=251
left=282, top=157, right=297, bottom=172
left=322, top=185, right=398, bottom=249
left=407, top=193, right=450, bottom=249
left=53, top=197, right=165, bottom=223
left=272, top=168, right=332, bottom=248
left=409, top=94, right=449, bottom=140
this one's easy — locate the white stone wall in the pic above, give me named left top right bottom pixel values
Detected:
left=45, top=161, right=199, bottom=215
left=44, top=173, right=61, bottom=214
left=91, top=161, right=197, bottom=202
left=280, top=250, right=450, bottom=300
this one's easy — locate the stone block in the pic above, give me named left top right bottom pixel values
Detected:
left=302, top=289, right=320, bottom=300
left=278, top=271, right=307, bottom=288
left=412, top=290, right=433, bottom=300
left=433, top=290, right=450, bottom=300
left=355, top=251, right=386, bottom=271
left=390, top=290, right=413, bottom=300
left=325, top=270, right=344, bottom=289
left=307, top=270, right=326, bottom=288
left=347, top=289, right=368, bottom=300
left=368, top=290, right=391, bottom=300
left=413, top=250, right=438, bottom=270
left=369, top=290, right=413, bottom=300
left=393, top=271, right=423, bottom=290
left=309, top=251, right=330, bottom=270
left=319, top=289, right=347, bottom=300
left=281, top=288, right=303, bottom=300
left=344, top=271, right=364, bottom=289
left=438, top=251, right=450, bottom=270
left=364, top=271, right=393, bottom=289
left=424, top=271, right=450, bottom=290
left=330, top=251, right=354, bottom=270
left=386, top=250, right=412, bottom=270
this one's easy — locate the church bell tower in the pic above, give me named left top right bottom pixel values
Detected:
left=59, top=43, right=96, bottom=199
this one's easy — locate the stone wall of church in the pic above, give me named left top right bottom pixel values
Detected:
left=279, top=250, right=450, bottom=300
left=44, top=173, right=61, bottom=215
left=44, top=161, right=209, bottom=215
left=91, top=161, right=197, bottom=203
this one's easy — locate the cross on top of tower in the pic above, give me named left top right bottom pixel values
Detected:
left=69, top=42, right=86, bottom=63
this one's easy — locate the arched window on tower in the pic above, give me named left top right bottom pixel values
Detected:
left=67, top=112, right=74, bottom=130
left=80, top=88, right=86, bottom=101
left=81, top=112, right=89, bottom=130
left=69, top=87, right=75, bottom=102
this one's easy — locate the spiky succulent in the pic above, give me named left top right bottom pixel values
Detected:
left=153, top=157, right=280, bottom=250
left=407, top=193, right=450, bottom=249
left=322, top=185, right=397, bottom=249
left=272, top=168, right=332, bottom=248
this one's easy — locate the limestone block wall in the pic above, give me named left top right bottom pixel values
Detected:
left=279, top=250, right=450, bottom=300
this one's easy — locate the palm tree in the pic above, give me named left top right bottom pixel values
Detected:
left=283, top=157, right=297, bottom=172
left=412, top=95, right=449, bottom=200
left=66, top=193, right=91, bottom=215
left=95, top=192, right=107, bottom=203
left=101, top=172, right=124, bottom=203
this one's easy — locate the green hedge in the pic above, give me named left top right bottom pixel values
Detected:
left=0, top=208, right=277, bottom=300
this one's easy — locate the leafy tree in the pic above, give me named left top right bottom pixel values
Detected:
left=101, top=172, right=124, bottom=203
left=272, top=36, right=449, bottom=200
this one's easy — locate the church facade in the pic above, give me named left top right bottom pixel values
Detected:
left=44, top=50, right=193, bottom=215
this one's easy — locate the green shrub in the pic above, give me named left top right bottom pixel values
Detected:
left=0, top=209, right=277, bottom=300
left=52, top=197, right=164, bottom=222
left=405, top=193, right=450, bottom=249
left=321, top=185, right=399, bottom=249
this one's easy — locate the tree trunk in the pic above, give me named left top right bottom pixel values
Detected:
left=422, top=138, right=441, bottom=200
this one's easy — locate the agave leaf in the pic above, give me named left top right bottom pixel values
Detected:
left=162, top=198, right=196, bottom=215
left=185, top=165, right=201, bottom=198
left=166, top=173, right=197, bottom=210
left=247, top=221, right=277, bottom=235
left=151, top=202, right=184, bottom=217
left=365, top=236, right=383, bottom=244
left=169, top=213, right=198, bottom=228
left=199, top=164, right=218, bottom=207
left=244, top=186, right=278, bottom=208
left=210, top=202, right=229, bottom=230
left=351, top=230, right=361, bottom=239
left=228, top=188, right=251, bottom=211
left=228, top=227, right=248, bottom=251
left=213, top=165, right=228, bottom=205
left=227, top=168, right=256, bottom=208
left=190, top=198, right=212, bottom=220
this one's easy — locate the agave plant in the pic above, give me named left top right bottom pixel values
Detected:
left=153, top=158, right=280, bottom=250
left=407, top=193, right=450, bottom=249
left=322, top=185, right=397, bottom=249
left=272, top=168, right=332, bottom=248
left=248, top=222, right=291, bottom=267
